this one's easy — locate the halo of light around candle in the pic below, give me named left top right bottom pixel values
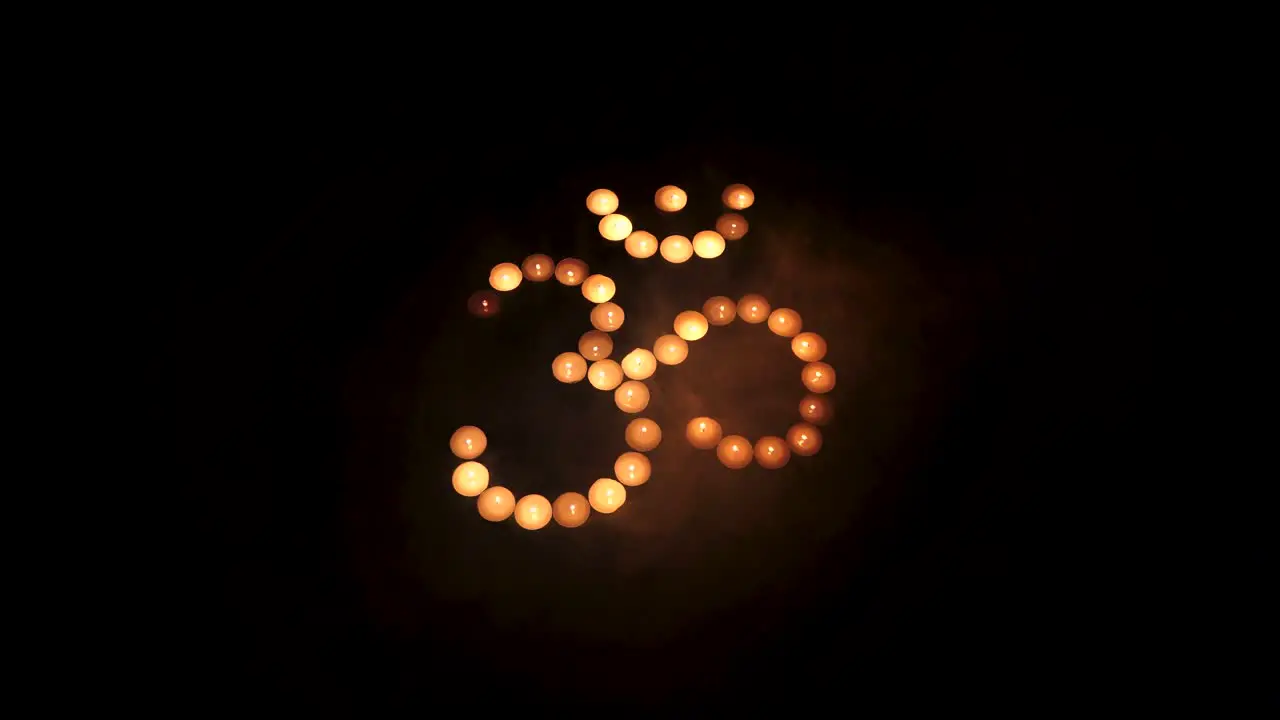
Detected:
left=614, top=451, right=652, bottom=486
left=753, top=437, right=791, bottom=469
left=703, top=296, right=737, bottom=326
left=654, top=185, right=687, bottom=212
left=802, top=361, right=836, bottom=393
left=467, top=290, right=500, bottom=318
left=587, top=359, right=623, bottom=391
left=514, top=494, right=552, bottom=530
left=692, top=230, right=726, bottom=259
left=522, top=254, right=554, bottom=282
left=722, top=183, right=755, bottom=210
left=451, top=461, right=490, bottom=496
left=624, top=230, right=658, bottom=258
left=685, top=416, right=723, bottom=450
left=767, top=308, right=803, bottom=337
left=553, top=492, right=590, bottom=528
left=489, top=263, right=522, bottom=292
left=588, top=478, right=627, bottom=514
left=590, top=302, right=625, bottom=332
left=599, top=213, right=632, bottom=241
left=715, top=212, right=749, bottom=240
left=738, top=294, right=771, bottom=323
left=791, top=332, right=828, bottom=362
left=614, top=380, right=650, bottom=413
left=653, top=334, right=688, bottom=365
left=552, top=352, right=587, bottom=383
left=716, top=435, right=753, bottom=469
left=674, top=310, right=709, bottom=341
left=477, top=486, right=515, bottom=522
left=586, top=188, right=618, bottom=216
left=799, top=394, right=833, bottom=425
left=625, top=418, right=662, bottom=452
left=787, top=422, right=823, bottom=456
left=578, top=330, right=613, bottom=361
left=449, top=425, right=487, bottom=459
left=621, top=348, right=657, bottom=380
left=555, top=258, right=588, bottom=286
left=582, top=274, right=616, bottom=303
left=659, top=235, right=693, bottom=263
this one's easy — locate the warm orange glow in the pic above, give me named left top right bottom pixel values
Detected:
left=791, top=332, right=828, bottom=362
left=801, top=361, right=836, bottom=393
left=798, top=394, right=833, bottom=425
left=590, top=302, right=625, bottom=332
left=715, top=213, right=749, bottom=240
left=614, top=380, right=650, bottom=413
left=692, top=230, right=726, bottom=259
left=467, top=290, right=500, bottom=318
left=587, top=359, right=623, bottom=391
left=514, top=494, right=552, bottom=530
left=521, top=253, right=554, bottom=282
left=488, top=262, right=523, bottom=292
left=674, top=310, right=709, bottom=341
left=555, top=258, right=588, bottom=286
left=767, top=308, right=803, bottom=337
left=477, top=486, right=515, bottom=522
left=588, top=478, right=627, bottom=514
left=652, top=334, right=689, bottom=365
left=721, top=183, right=755, bottom=210
left=702, top=296, right=737, bottom=326
left=624, top=230, right=658, bottom=258
left=753, top=436, right=791, bottom=469
left=786, top=422, right=823, bottom=456
left=659, top=235, right=693, bottom=263
left=598, top=213, right=632, bottom=241
left=552, top=351, right=587, bottom=383
left=586, top=188, right=619, bottom=216
left=685, top=416, right=723, bottom=450
left=451, top=461, right=490, bottom=496
left=577, top=330, right=614, bottom=361
left=582, top=274, right=616, bottom=303
left=553, top=492, right=590, bottom=528
left=621, top=348, right=657, bottom=380
left=625, top=417, right=662, bottom=452
left=449, top=425, right=487, bottom=460
left=738, top=293, right=771, bottom=323
left=614, top=451, right=652, bottom=486
left=655, top=185, right=687, bottom=212
left=716, top=435, right=753, bottom=469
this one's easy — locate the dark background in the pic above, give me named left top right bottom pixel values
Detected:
left=164, top=28, right=1169, bottom=711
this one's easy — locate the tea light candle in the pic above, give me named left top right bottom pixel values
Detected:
left=582, top=274, right=616, bottom=303
left=614, top=451, right=652, bottom=486
left=451, top=461, right=490, bottom=496
left=753, top=436, right=791, bottom=469
left=489, top=262, right=523, bottom=292
left=614, top=380, right=650, bottom=413
left=467, top=290, right=500, bottom=318
left=590, top=302, right=625, bottom=332
left=578, top=330, right=614, bottom=361
left=692, top=230, right=726, bottom=259
left=738, top=294, right=771, bottom=323
left=791, top=332, right=828, bottom=362
left=621, top=348, right=657, bottom=380
left=801, top=361, right=836, bottom=393
left=514, top=494, right=552, bottom=530
left=588, top=359, right=623, bottom=391
left=799, top=394, right=833, bottom=425
left=599, top=213, right=633, bottom=241
left=522, top=254, right=554, bottom=281
left=653, top=334, right=688, bottom=365
left=702, top=296, right=737, bottom=325
left=625, top=418, right=662, bottom=452
left=767, top=308, right=803, bottom=337
left=786, top=422, right=823, bottom=456
left=654, top=185, right=687, bottom=212
left=553, top=492, right=591, bottom=528
left=674, top=310, right=709, bottom=341
left=588, top=478, right=627, bottom=513
left=715, top=212, right=749, bottom=240
left=722, top=183, right=755, bottom=210
left=659, top=235, right=693, bottom=263
left=555, top=258, right=588, bottom=286
left=716, top=435, right=753, bottom=469
left=552, top=351, right=588, bottom=383
left=624, top=230, right=658, bottom=258
left=586, top=188, right=619, bottom=215
left=449, top=425, right=487, bottom=459
left=685, top=416, right=723, bottom=450
left=477, top=486, right=515, bottom=522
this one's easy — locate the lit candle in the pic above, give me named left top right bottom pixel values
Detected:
left=588, top=477, right=627, bottom=514
left=791, top=332, right=828, bottom=362
left=586, top=188, right=619, bottom=216
left=624, top=230, right=658, bottom=258
left=621, top=348, right=657, bottom=380
left=477, top=486, right=515, bottom=522
left=451, top=461, right=490, bottom=496
left=514, top=494, right=552, bottom=530
left=702, top=296, right=737, bottom=325
left=798, top=394, right=833, bottom=425
left=738, top=293, right=771, bottom=324
left=599, top=213, right=633, bottom=241
left=659, top=235, right=693, bottom=263
left=715, top=212, right=749, bottom=240
left=587, top=359, right=623, bottom=391
left=489, top=262, right=523, bottom=292
left=685, top=416, right=723, bottom=450
left=801, top=361, right=836, bottom=393
left=652, top=334, right=688, bottom=365
left=625, top=417, right=662, bottom=452
left=614, top=451, right=652, bottom=486
left=553, top=492, right=591, bottom=528
left=654, top=185, right=687, bottom=212
left=521, top=253, right=554, bottom=282
left=753, top=436, right=791, bottom=469
left=449, top=425, right=487, bottom=459
left=692, top=230, right=726, bottom=259
left=614, top=380, right=650, bottom=413
left=555, top=258, right=588, bottom=286
left=767, top=308, right=803, bottom=337
left=590, top=302, right=625, bottom=332
left=674, top=310, right=709, bottom=341
left=578, top=330, right=614, bottom=361
left=721, top=183, right=755, bottom=210
left=582, top=274, right=616, bottom=303
left=786, top=422, right=823, bottom=456
left=467, top=290, right=500, bottom=318
left=716, top=434, right=753, bottom=469
left=552, top=351, right=588, bottom=383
